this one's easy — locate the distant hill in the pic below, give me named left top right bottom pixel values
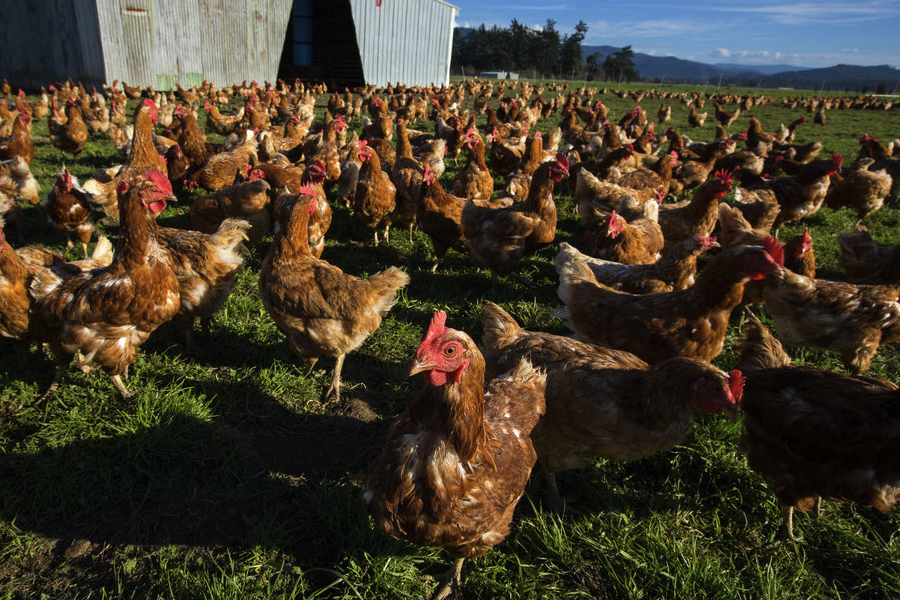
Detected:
left=454, top=29, right=899, bottom=90
left=580, top=45, right=900, bottom=91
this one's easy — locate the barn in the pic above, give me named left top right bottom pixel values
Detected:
left=0, top=0, right=459, bottom=90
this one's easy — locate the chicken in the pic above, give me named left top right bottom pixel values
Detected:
left=274, top=180, right=331, bottom=259
left=30, top=170, right=180, bottom=400
left=858, top=133, right=900, bottom=200
left=813, top=104, right=827, bottom=126
left=258, top=193, right=409, bottom=403
left=157, top=219, right=249, bottom=351
left=363, top=310, right=546, bottom=600
left=765, top=154, right=842, bottom=236
left=782, top=228, right=815, bottom=277
left=586, top=205, right=664, bottom=266
left=713, top=102, right=740, bottom=130
left=669, top=138, right=733, bottom=195
left=461, top=156, right=568, bottom=294
left=0, top=156, right=40, bottom=205
left=837, top=227, right=898, bottom=283
left=716, top=202, right=769, bottom=248
left=735, top=315, right=900, bottom=542
left=452, top=128, right=494, bottom=200
left=16, top=235, right=113, bottom=276
left=480, top=302, right=741, bottom=511
left=575, top=167, right=664, bottom=227
left=658, top=170, right=734, bottom=248
left=171, top=103, right=215, bottom=171
left=185, top=129, right=258, bottom=192
left=756, top=262, right=900, bottom=374
left=42, top=167, right=95, bottom=258
left=392, top=119, right=427, bottom=243
left=0, top=173, right=22, bottom=244
left=503, top=132, right=545, bottom=202
left=0, top=111, right=34, bottom=164
left=49, top=98, right=89, bottom=157
left=204, top=101, right=244, bottom=136
left=82, top=99, right=168, bottom=218
left=0, top=227, right=44, bottom=341
left=824, top=157, right=893, bottom=223
left=353, top=139, right=396, bottom=246
left=557, top=235, right=719, bottom=295
left=687, top=103, right=707, bottom=128
left=188, top=178, right=272, bottom=247
left=555, top=238, right=783, bottom=364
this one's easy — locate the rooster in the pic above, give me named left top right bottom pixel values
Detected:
left=259, top=193, right=409, bottom=403
left=364, top=310, right=546, bottom=599
left=30, top=171, right=180, bottom=401
left=481, top=302, right=741, bottom=511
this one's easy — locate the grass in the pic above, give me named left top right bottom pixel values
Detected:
left=1, top=81, right=900, bottom=599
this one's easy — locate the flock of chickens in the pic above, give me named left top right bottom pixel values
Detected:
left=2, top=76, right=900, bottom=598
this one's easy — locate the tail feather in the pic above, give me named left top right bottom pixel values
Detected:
left=555, top=244, right=598, bottom=309
left=734, top=308, right=792, bottom=373
left=90, top=235, right=113, bottom=264
left=210, top=218, right=251, bottom=250
left=365, top=267, right=411, bottom=315
left=480, top=301, right=522, bottom=356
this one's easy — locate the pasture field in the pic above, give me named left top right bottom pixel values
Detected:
left=2, top=81, right=900, bottom=599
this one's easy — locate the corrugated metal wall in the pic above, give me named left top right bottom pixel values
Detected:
left=0, top=0, right=292, bottom=90
left=95, top=0, right=293, bottom=89
left=348, top=0, right=458, bottom=87
left=0, top=0, right=106, bottom=90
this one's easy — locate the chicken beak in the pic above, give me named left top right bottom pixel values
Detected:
left=725, top=406, right=740, bottom=422
left=408, top=359, right=434, bottom=377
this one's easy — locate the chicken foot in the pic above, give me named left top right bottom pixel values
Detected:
left=110, top=374, right=135, bottom=400
left=322, top=353, right=345, bottom=404
left=34, top=364, right=68, bottom=406
left=420, top=557, right=465, bottom=600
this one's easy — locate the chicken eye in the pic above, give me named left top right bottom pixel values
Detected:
left=443, top=344, right=458, bottom=358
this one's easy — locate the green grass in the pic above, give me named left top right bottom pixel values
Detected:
left=1, top=81, right=900, bottom=599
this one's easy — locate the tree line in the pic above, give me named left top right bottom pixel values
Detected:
left=452, top=21, right=638, bottom=82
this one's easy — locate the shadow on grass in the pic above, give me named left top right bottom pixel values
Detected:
left=0, top=384, right=383, bottom=563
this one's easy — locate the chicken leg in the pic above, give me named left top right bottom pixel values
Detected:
left=323, top=353, right=346, bottom=404
left=421, top=557, right=465, bottom=600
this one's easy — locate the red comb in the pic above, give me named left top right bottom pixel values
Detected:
left=145, top=169, right=173, bottom=195
left=555, top=151, right=569, bottom=172
left=763, top=236, right=785, bottom=268
left=831, top=153, right=843, bottom=168
left=298, top=183, right=317, bottom=200
left=729, top=370, right=745, bottom=402
left=423, top=311, right=447, bottom=346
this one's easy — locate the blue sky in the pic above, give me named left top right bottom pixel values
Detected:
left=449, top=0, right=900, bottom=69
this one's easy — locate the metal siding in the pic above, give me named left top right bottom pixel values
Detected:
left=348, top=0, right=457, bottom=87
left=2, top=0, right=291, bottom=90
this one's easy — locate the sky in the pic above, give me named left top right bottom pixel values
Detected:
left=449, top=0, right=900, bottom=70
